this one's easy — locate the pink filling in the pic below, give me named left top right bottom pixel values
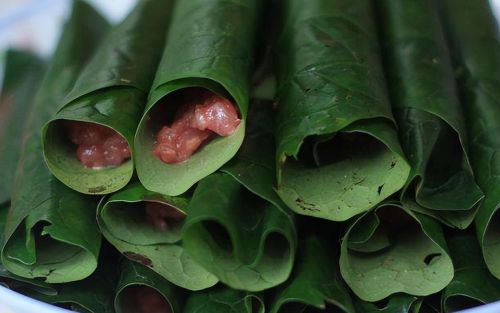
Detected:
left=129, top=286, right=172, bottom=313
left=65, top=121, right=131, bottom=168
left=145, top=202, right=186, bottom=232
left=153, top=90, right=240, bottom=164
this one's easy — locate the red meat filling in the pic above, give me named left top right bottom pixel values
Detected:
left=65, top=121, right=131, bottom=169
left=124, top=286, right=172, bottom=313
left=153, top=90, right=240, bottom=164
left=145, top=202, right=186, bottom=232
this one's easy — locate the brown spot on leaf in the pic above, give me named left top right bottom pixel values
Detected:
left=295, top=197, right=320, bottom=212
left=88, top=186, right=106, bottom=193
left=377, top=184, right=384, bottom=195
left=124, top=252, right=153, bottom=267
left=424, top=253, right=441, bottom=265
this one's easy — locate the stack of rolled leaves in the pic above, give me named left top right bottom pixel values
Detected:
left=0, top=0, right=500, bottom=312
left=2, top=0, right=108, bottom=283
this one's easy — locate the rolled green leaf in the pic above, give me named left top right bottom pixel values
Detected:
left=274, top=0, right=410, bottom=222
left=135, top=0, right=261, bottom=196
left=340, top=202, right=454, bottom=301
left=115, top=260, right=183, bottom=313
left=0, top=203, right=55, bottom=295
left=440, top=0, right=500, bottom=279
left=182, top=285, right=264, bottom=313
left=183, top=173, right=295, bottom=291
left=0, top=49, right=45, bottom=204
left=376, top=0, right=483, bottom=229
left=1, top=0, right=109, bottom=283
left=21, top=249, right=118, bottom=313
left=97, top=182, right=218, bottom=290
left=42, top=0, right=174, bottom=195
left=270, top=234, right=355, bottom=313
left=354, top=294, right=422, bottom=313
left=442, top=230, right=500, bottom=312
left=182, top=102, right=297, bottom=291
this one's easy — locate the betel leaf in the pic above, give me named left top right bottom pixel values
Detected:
left=442, top=230, right=500, bottom=313
left=440, top=0, right=500, bottom=279
left=42, top=0, right=174, bottom=195
left=1, top=0, right=109, bottom=283
left=354, top=294, right=422, bottom=313
left=274, top=0, right=410, bottom=222
left=376, top=0, right=483, bottom=229
left=182, top=285, right=264, bottom=313
left=21, top=248, right=118, bottom=313
left=340, top=202, right=454, bottom=301
left=183, top=173, right=295, bottom=291
left=135, top=0, right=262, bottom=196
left=97, top=182, right=218, bottom=291
left=0, top=50, right=45, bottom=204
left=3, top=136, right=101, bottom=283
left=0, top=204, right=55, bottom=295
left=115, top=260, right=183, bottom=313
left=269, top=235, right=355, bottom=313
left=182, top=102, right=297, bottom=291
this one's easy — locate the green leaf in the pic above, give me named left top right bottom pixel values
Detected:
left=0, top=204, right=55, bottom=295
left=42, top=0, right=174, bottom=195
left=135, top=0, right=262, bottom=196
left=442, top=230, right=500, bottom=312
left=2, top=139, right=101, bottom=283
left=183, top=173, right=296, bottom=291
left=97, top=182, right=218, bottom=291
left=440, top=0, right=500, bottom=279
left=182, top=102, right=297, bottom=291
left=115, top=260, right=183, bottom=313
left=340, top=202, right=454, bottom=301
left=274, top=0, right=410, bottom=222
left=269, top=234, right=355, bottom=313
left=376, top=0, right=483, bottom=229
left=354, top=294, right=422, bottom=313
left=182, top=285, right=264, bottom=313
left=22, top=249, right=118, bottom=313
left=0, top=50, right=45, bottom=204
left=1, top=0, right=109, bottom=283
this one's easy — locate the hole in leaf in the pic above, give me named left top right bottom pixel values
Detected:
left=377, top=184, right=384, bottom=195
left=424, top=253, right=441, bottom=265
